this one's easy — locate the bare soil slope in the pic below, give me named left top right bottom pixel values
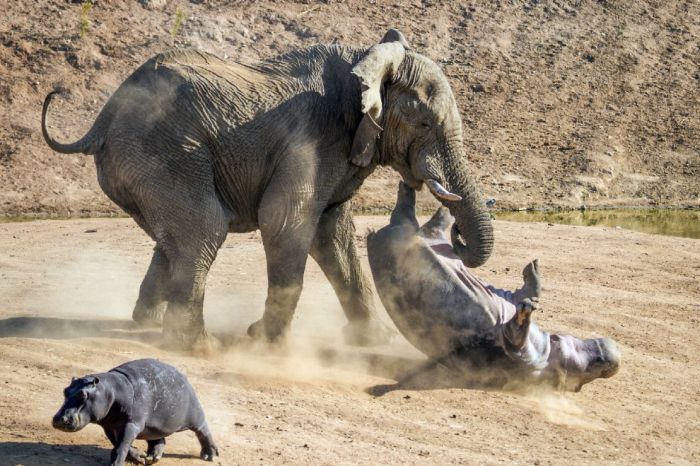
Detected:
left=0, top=217, right=698, bottom=464
left=1, top=0, right=698, bottom=216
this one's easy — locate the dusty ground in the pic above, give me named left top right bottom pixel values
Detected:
left=1, top=0, right=699, bottom=216
left=0, top=216, right=698, bottom=465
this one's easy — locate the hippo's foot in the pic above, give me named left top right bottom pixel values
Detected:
left=145, top=438, right=165, bottom=465
left=126, top=446, right=147, bottom=465
left=504, top=297, right=539, bottom=350
left=342, top=318, right=395, bottom=346
left=516, top=297, right=539, bottom=326
left=520, top=259, right=541, bottom=299
left=132, top=302, right=166, bottom=328
left=200, top=443, right=218, bottom=461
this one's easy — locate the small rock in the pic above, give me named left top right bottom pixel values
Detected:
left=84, top=229, right=97, bottom=233
left=139, top=0, right=167, bottom=10
left=471, top=83, right=485, bottom=92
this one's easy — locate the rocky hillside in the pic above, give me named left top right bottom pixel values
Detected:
left=1, top=0, right=698, bottom=216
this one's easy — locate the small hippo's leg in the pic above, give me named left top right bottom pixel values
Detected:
left=109, top=423, right=142, bottom=466
left=193, top=421, right=218, bottom=461
left=128, top=446, right=147, bottom=465
left=145, top=438, right=166, bottom=465
left=104, top=428, right=146, bottom=465
left=512, top=259, right=541, bottom=303
left=503, top=297, right=538, bottom=350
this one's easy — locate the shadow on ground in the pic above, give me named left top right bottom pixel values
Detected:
left=316, top=346, right=507, bottom=395
left=0, top=441, right=200, bottom=466
left=0, top=316, right=160, bottom=343
left=0, top=441, right=109, bottom=466
left=0, top=317, right=510, bottom=394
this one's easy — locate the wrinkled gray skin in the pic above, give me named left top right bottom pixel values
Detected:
left=41, top=29, right=494, bottom=349
left=42, top=30, right=493, bottom=346
left=52, top=359, right=217, bottom=466
left=367, top=183, right=620, bottom=391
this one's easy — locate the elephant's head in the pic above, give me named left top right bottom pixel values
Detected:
left=350, top=29, right=494, bottom=267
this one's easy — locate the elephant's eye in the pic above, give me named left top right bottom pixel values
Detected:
left=420, top=120, right=432, bottom=130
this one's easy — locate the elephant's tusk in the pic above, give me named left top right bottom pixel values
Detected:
left=424, top=179, right=462, bottom=202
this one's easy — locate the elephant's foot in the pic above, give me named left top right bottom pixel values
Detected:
left=132, top=301, right=167, bottom=328
left=246, top=318, right=289, bottom=343
left=162, top=328, right=219, bottom=355
left=162, top=314, right=217, bottom=354
left=342, top=318, right=395, bottom=346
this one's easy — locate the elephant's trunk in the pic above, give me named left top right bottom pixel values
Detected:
left=420, top=143, right=494, bottom=268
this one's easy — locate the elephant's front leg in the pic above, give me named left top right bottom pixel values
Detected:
left=248, top=185, right=322, bottom=342
left=248, top=226, right=317, bottom=342
left=310, top=201, right=393, bottom=346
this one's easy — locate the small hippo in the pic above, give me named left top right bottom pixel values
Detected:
left=367, top=183, right=620, bottom=391
left=52, top=359, right=218, bottom=466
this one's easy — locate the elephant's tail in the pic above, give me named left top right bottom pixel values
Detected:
left=41, top=90, right=103, bottom=155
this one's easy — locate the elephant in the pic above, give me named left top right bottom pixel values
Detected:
left=41, top=29, right=494, bottom=349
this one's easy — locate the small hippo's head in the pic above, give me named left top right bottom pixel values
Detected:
left=52, top=376, right=108, bottom=432
left=545, top=335, right=621, bottom=391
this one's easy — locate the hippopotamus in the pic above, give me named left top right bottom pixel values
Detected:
left=52, top=359, right=218, bottom=465
left=367, top=183, right=620, bottom=391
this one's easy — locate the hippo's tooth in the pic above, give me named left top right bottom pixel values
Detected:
left=424, top=179, right=463, bottom=201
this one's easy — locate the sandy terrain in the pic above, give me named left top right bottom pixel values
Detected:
left=1, top=0, right=699, bottom=216
left=0, top=216, right=698, bottom=465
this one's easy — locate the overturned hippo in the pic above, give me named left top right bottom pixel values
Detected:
left=367, top=183, right=620, bottom=391
left=52, top=359, right=218, bottom=465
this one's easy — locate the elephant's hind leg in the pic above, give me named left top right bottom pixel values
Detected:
left=160, top=214, right=227, bottom=351
left=133, top=245, right=170, bottom=327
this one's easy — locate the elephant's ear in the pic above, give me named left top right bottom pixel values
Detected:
left=349, top=29, right=408, bottom=167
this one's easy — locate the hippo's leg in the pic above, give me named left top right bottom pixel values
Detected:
left=503, top=297, right=538, bottom=350
left=133, top=246, right=170, bottom=327
left=145, top=438, right=165, bottom=464
left=390, top=182, right=419, bottom=229
left=512, top=259, right=541, bottom=303
left=127, top=446, right=147, bottom=465
left=193, top=422, right=218, bottom=461
left=109, top=423, right=142, bottom=466
left=418, top=206, right=452, bottom=240
left=105, top=429, right=146, bottom=466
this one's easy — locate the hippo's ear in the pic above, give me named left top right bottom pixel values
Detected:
left=92, top=377, right=100, bottom=386
left=71, top=377, right=77, bottom=383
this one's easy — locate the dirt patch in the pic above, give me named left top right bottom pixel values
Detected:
left=0, top=1, right=698, bottom=216
left=0, top=216, right=698, bottom=464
